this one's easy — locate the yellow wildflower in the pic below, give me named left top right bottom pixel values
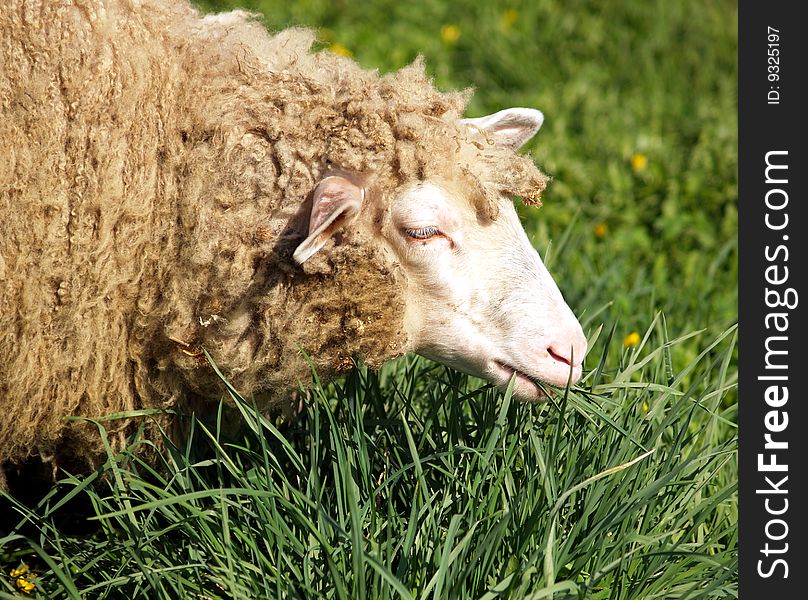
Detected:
left=10, top=565, right=37, bottom=593
left=630, top=153, right=648, bottom=172
left=328, top=43, right=352, bottom=58
left=440, top=24, right=460, bottom=44
left=642, top=401, right=649, bottom=412
left=10, top=565, right=29, bottom=578
left=624, top=331, right=641, bottom=347
left=593, top=222, right=608, bottom=239
left=500, top=9, right=519, bottom=31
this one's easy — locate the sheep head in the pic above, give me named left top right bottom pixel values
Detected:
left=292, top=108, right=587, bottom=400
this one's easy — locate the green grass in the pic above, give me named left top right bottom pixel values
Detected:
left=1, top=332, right=737, bottom=599
left=1, top=0, right=737, bottom=598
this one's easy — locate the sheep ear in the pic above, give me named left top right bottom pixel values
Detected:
left=293, top=176, right=364, bottom=264
left=460, top=107, right=544, bottom=150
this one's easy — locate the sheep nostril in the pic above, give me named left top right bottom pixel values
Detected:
left=547, top=346, right=573, bottom=367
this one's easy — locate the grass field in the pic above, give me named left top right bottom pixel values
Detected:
left=1, top=0, right=738, bottom=598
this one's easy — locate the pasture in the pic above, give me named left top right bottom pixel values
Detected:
left=1, top=0, right=737, bottom=598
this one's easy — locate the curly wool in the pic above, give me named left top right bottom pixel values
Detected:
left=0, top=0, right=548, bottom=473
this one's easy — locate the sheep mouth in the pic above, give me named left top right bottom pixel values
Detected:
left=490, top=361, right=551, bottom=401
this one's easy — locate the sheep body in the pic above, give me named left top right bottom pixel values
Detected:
left=0, top=0, right=548, bottom=474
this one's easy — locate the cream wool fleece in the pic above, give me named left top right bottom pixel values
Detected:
left=0, top=0, right=547, bottom=474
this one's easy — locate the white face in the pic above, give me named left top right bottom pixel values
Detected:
left=293, top=107, right=587, bottom=400
left=388, top=182, right=587, bottom=400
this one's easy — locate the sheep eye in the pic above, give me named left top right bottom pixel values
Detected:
left=404, top=226, right=440, bottom=240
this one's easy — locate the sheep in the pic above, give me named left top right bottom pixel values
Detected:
left=0, top=0, right=587, bottom=479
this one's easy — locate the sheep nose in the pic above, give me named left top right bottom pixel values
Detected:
left=547, top=329, right=587, bottom=368
left=547, top=345, right=574, bottom=366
